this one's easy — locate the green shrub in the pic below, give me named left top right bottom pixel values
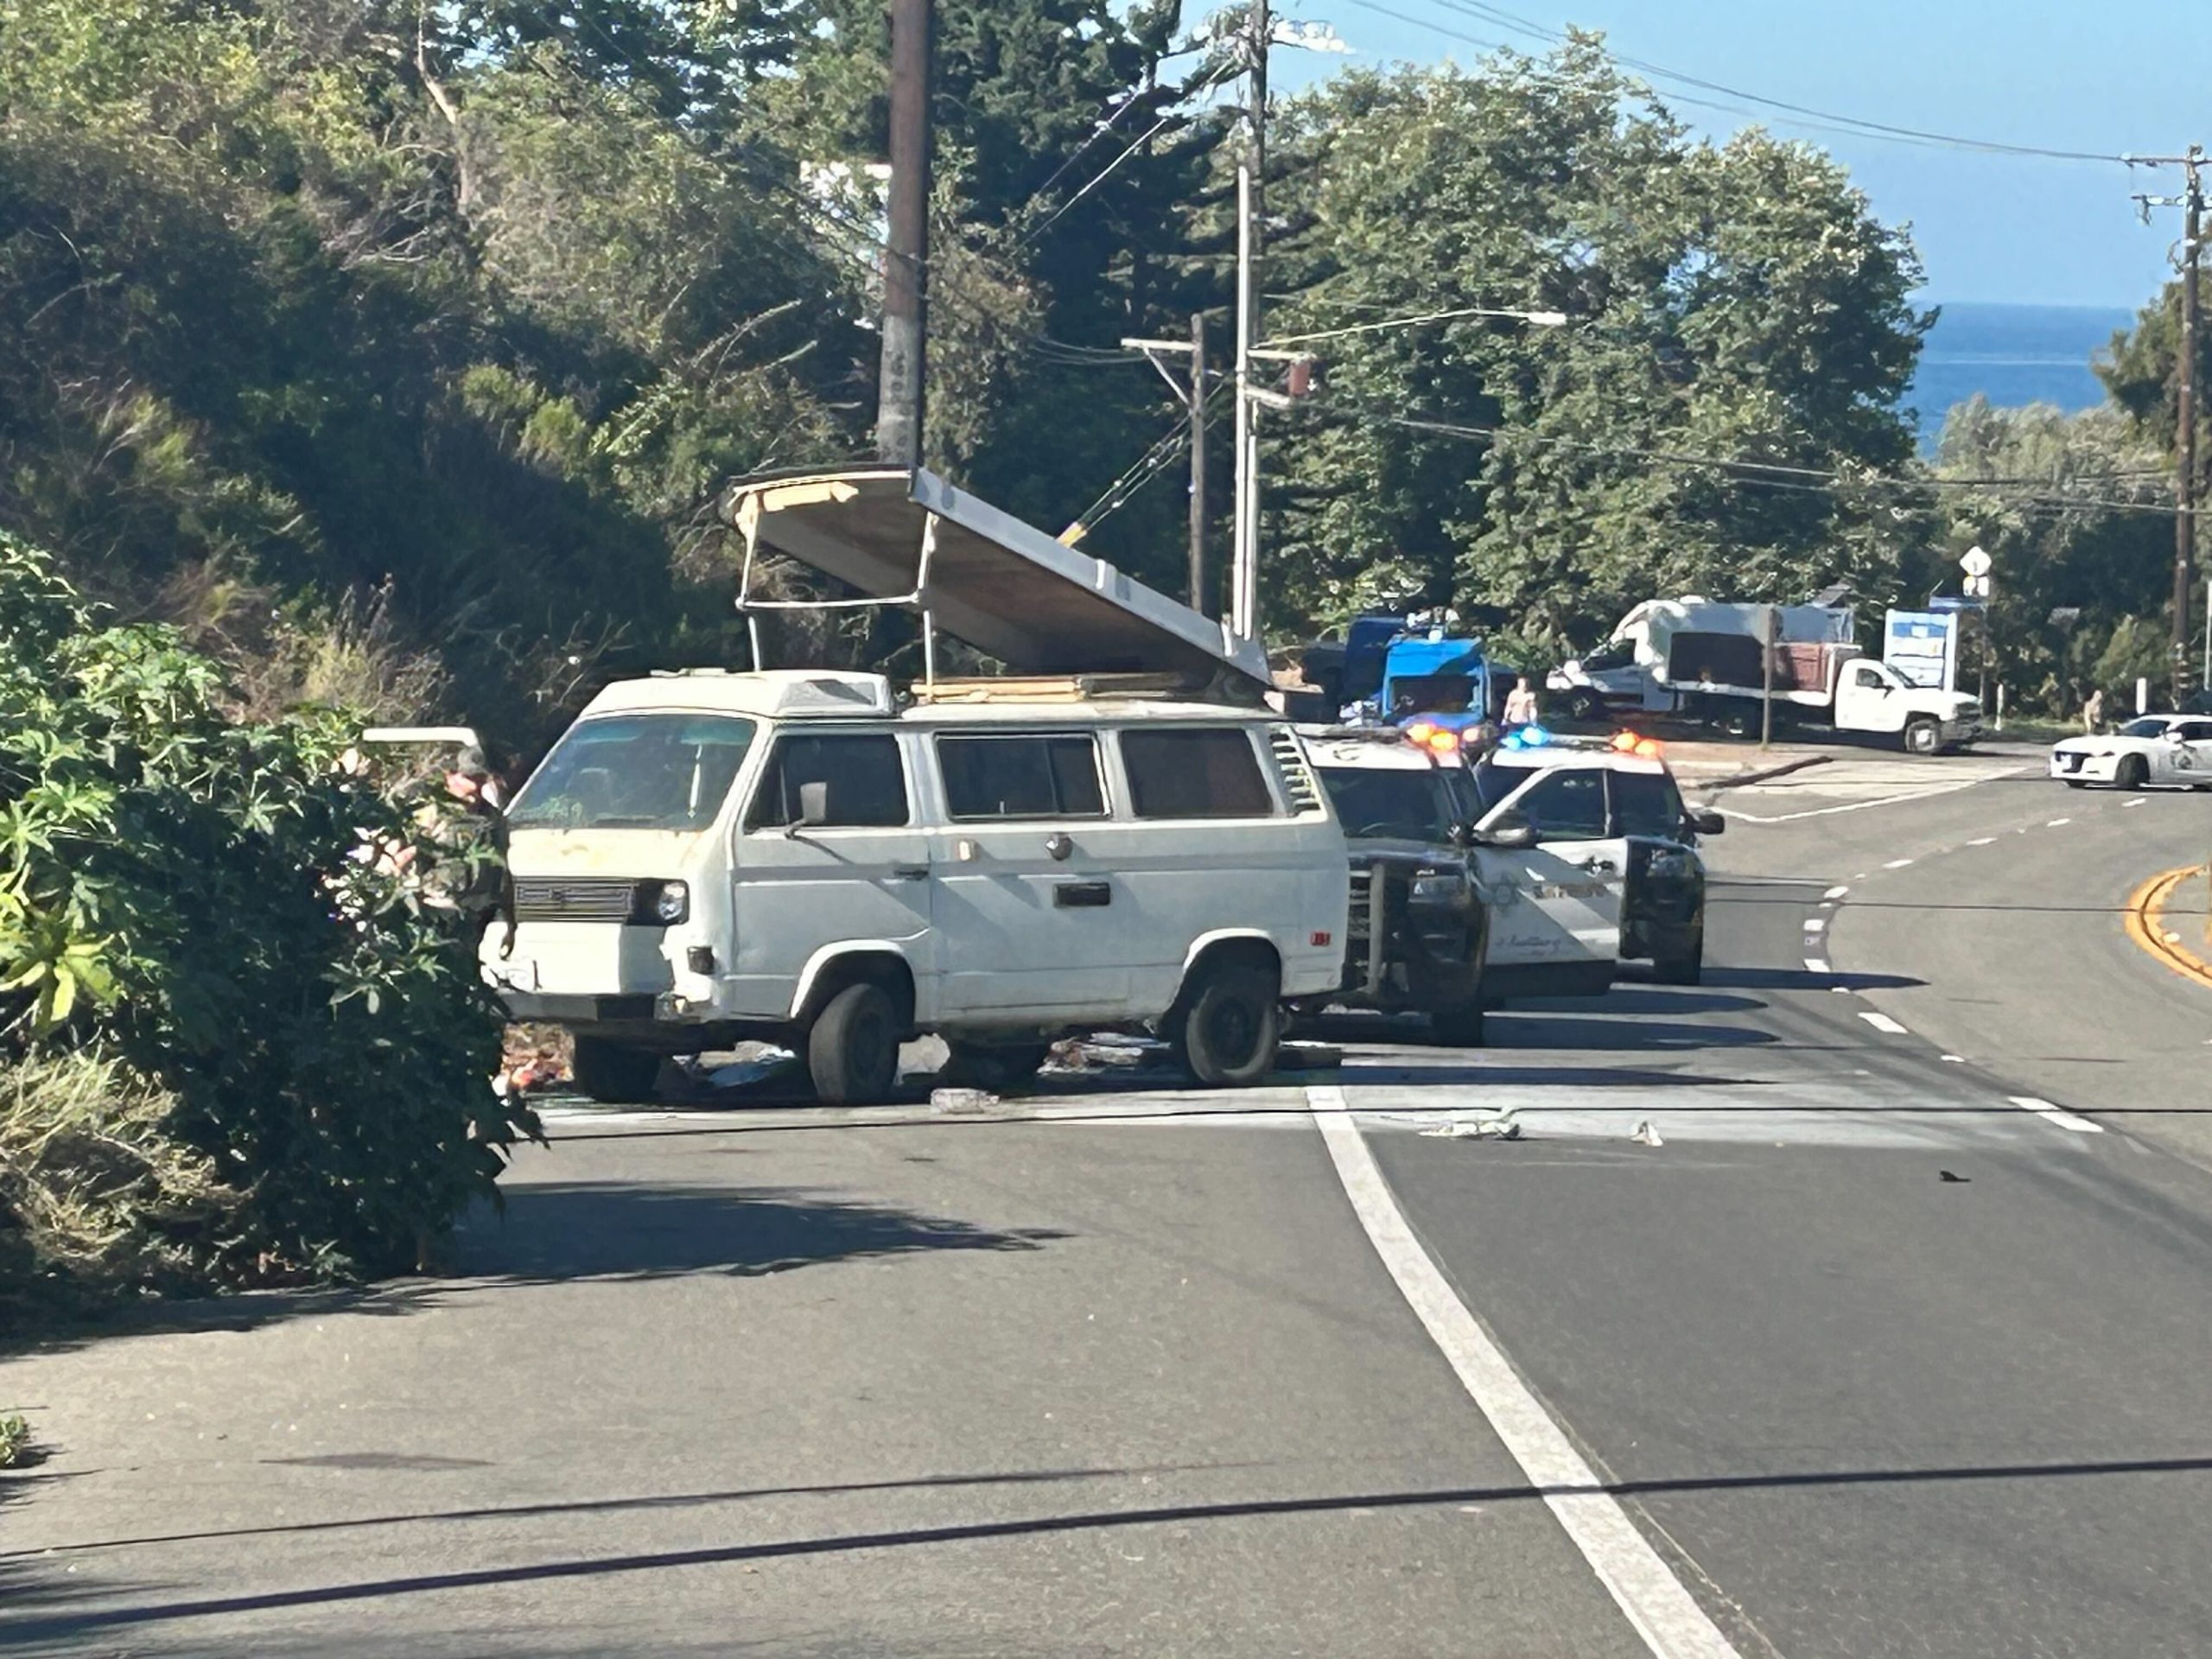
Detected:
left=0, top=531, right=536, bottom=1291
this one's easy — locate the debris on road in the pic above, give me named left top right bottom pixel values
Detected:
left=1422, top=1109, right=1522, bottom=1141
left=1630, top=1118, right=1666, bottom=1147
left=931, top=1087, right=1000, bottom=1114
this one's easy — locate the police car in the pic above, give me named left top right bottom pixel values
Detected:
left=1463, top=727, right=1722, bottom=988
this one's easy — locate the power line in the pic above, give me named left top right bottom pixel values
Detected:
left=1366, top=411, right=2183, bottom=515
left=1337, top=0, right=2139, bottom=167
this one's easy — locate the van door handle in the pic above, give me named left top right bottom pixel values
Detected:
left=1054, top=880, right=1111, bottom=908
left=887, top=866, right=931, bottom=882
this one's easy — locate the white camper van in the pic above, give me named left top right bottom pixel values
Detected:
left=484, top=465, right=1356, bottom=1104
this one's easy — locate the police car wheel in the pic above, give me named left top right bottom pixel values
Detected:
left=571, top=1037, right=663, bottom=1104
left=1428, top=998, right=1487, bottom=1047
left=1173, top=964, right=1281, bottom=1087
left=1653, top=933, right=1705, bottom=986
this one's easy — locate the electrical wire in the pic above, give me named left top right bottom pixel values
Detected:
left=1338, top=0, right=2140, bottom=166
left=1367, top=411, right=2183, bottom=514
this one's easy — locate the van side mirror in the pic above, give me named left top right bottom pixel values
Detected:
left=789, top=779, right=830, bottom=836
left=1687, top=808, right=1726, bottom=837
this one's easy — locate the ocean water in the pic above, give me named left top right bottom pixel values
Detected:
left=1904, top=299, right=2137, bottom=447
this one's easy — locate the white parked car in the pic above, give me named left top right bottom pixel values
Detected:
left=485, top=669, right=1349, bottom=1103
left=2048, top=715, right=2212, bottom=791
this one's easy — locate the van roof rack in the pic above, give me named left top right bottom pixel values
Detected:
left=909, top=671, right=1228, bottom=706
left=721, top=467, right=1268, bottom=696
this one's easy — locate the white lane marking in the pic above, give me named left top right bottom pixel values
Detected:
left=2125, top=798, right=2147, bottom=808
left=1859, top=1012, right=1909, bottom=1035
left=2046, top=817, right=2072, bottom=827
left=1803, top=957, right=1832, bottom=974
left=1882, top=858, right=1914, bottom=869
left=1823, top=885, right=1850, bottom=899
left=1309, top=1087, right=1743, bottom=1659
left=1802, top=918, right=1827, bottom=934
left=1719, top=773, right=2015, bottom=824
left=1966, top=836, right=1996, bottom=847
left=2010, top=1096, right=2103, bottom=1135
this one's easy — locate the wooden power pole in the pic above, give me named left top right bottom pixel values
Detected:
left=2181, top=156, right=2202, bottom=705
left=877, top=0, right=931, bottom=467
left=1189, top=311, right=1210, bottom=615
left=2137, top=148, right=2206, bottom=705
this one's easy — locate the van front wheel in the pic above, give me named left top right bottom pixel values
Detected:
left=808, top=982, right=901, bottom=1105
left=571, top=1037, right=662, bottom=1104
left=1172, top=963, right=1281, bottom=1087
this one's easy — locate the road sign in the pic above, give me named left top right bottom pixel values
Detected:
left=1960, top=545, right=1993, bottom=579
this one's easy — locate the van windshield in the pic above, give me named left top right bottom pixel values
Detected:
left=509, top=714, right=759, bottom=831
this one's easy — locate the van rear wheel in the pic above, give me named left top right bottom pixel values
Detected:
left=1172, top=963, right=1281, bottom=1087
left=571, top=1037, right=662, bottom=1104
left=808, top=982, right=901, bottom=1105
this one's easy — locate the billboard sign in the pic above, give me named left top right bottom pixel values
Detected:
left=1884, top=609, right=1960, bottom=692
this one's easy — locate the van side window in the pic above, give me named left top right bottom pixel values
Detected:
left=1121, top=728, right=1275, bottom=819
left=938, top=734, right=1107, bottom=819
left=1509, top=769, right=1606, bottom=841
left=745, top=734, right=910, bottom=829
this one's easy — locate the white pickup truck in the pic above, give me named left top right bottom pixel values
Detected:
left=1548, top=597, right=1981, bottom=753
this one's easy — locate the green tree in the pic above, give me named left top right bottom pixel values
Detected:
left=1262, top=42, right=1929, bottom=649
left=1931, top=397, right=2176, bottom=715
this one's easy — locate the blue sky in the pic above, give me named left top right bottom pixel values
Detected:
left=1268, top=0, right=2209, bottom=310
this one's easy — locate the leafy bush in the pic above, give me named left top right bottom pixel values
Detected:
left=0, top=533, right=537, bottom=1294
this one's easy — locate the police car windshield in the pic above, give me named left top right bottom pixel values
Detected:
left=510, top=714, right=759, bottom=830
left=1316, top=767, right=1457, bottom=842
left=2119, top=717, right=2171, bottom=739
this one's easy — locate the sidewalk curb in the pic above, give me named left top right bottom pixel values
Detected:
left=1681, top=753, right=1833, bottom=795
left=2123, top=866, right=2212, bottom=993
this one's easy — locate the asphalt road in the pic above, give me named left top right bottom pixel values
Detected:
left=5, top=742, right=2211, bottom=1656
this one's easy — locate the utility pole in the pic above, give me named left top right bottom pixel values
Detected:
left=1190, top=311, right=1210, bottom=615
left=877, top=0, right=931, bottom=467
left=2134, top=147, right=2205, bottom=706
left=1230, top=0, right=1268, bottom=643
left=2179, top=153, right=2202, bottom=708
left=1118, top=320, right=1215, bottom=613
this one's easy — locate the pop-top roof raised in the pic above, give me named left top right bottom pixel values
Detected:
left=721, top=467, right=1268, bottom=691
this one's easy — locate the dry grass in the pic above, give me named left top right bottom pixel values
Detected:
left=0, top=1049, right=237, bottom=1306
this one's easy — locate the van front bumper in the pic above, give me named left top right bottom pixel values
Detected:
left=496, top=990, right=700, bottom=1025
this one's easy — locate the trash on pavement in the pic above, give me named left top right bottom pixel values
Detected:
left=1422, top=1109, right=1521, bottom=1140
left=1630, top=1118, right=1666, bottom=1147
left=931, top=1087, right=1000, bottom=1114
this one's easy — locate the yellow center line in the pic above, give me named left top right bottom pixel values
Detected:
left=2122, top=866, right=2212, bottom=993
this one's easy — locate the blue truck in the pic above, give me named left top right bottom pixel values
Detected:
left=1287, top=611, right=1510, bottom=734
